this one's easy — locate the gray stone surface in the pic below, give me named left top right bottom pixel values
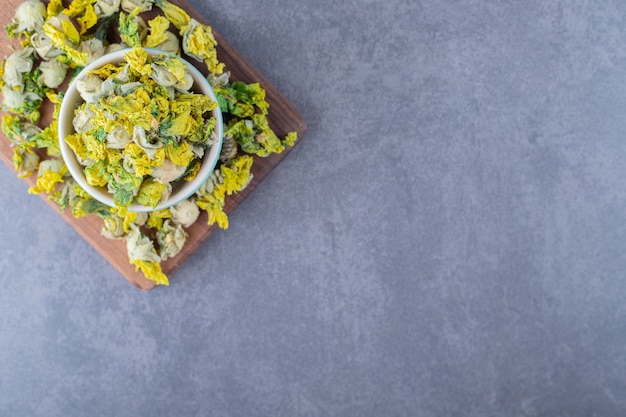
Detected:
left=2, top=0, right=626, bottom=416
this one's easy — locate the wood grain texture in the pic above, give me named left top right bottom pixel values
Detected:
left=0, top=0, right=306, bottom=290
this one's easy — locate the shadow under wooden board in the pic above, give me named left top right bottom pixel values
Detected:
left=0, top=0, right=306, bottom=290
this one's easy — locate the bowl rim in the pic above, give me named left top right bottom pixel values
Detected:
left=58, top=47, right=224, bottom=213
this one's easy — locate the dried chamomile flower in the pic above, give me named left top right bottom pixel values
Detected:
left=135, top=177, right=171, bottom=208
left=63, top=0, right=99, bottom=35
left=131, top=125, right=163, bottom=160
left=94, top=0, right=121, bottom=18
left=3, top=47, right=34, bottom=89
left=43, top=14, right=87, bottom=66
left=149, top=56, right=192, bottom=89
left=38, top=59, right=68, bottom=88
left=225, top=113, right=297, bottom=157
left=101, top=214, right=125, bottom=239
left=107, top=163, right=143, bottom=207
left=146, top=208, right=171, bottom=229
left=221, top=154, right=253, bottom=195
left=76, top=38, right=105, bottom=65
left=169, top=198, right=199, bottom=228
left=83, top=159, right=109, bottom=187
left=72, top=105, right=95, bottom=133
left=207, top=71, right=230, bottom=89
left=12, top=144, right=39, bottom=178
left=149, top=158, right=186, bottom=184
left=133, top=211, right=148, bottom=227
left=48, top=176, right=77, bottom=210
left=195, top=168, right=222, bottom=196
left=45, top=90, right=64, bottom=120
left=119, top=8, right=147, bottom=47
left=30, top=32, right=63, bottom=61
left=43, top=14, right=80, bottom=45
left=33, top=120, right=61, bottom=157
left=156, top=219, right=187, bottom=260
left=126, top=223, right=161, bottom=263
left=164, top=141, right=194, bottom=168
left=105, top=125, right=131, bottom=149
left=144, top=16, right=169, bottom=46
left=1, top=85, right=42, bottom=122
left=121, top=0, right=153, bottom=13
left=219, top=133, right=238, bottom=162
left=134, top=260, right=169, bottom=285
left=2, top=114, right=42, bottom=178
left=196, top=190, right=227, bottom=229
left=181, top=19, right=223, bottom=75
left=1, top=113, right=41, bottom=145
left=28, top=158, right=67, bottom=195
left=114, top=206, right=147, bottom=233
left=154, top=0, right=190, bottom=30
left=68, top=184, right=114, bottom=218
left=215, top=81, right=268, bottom=118
left=144, top=16, right=179, bottom=54
left=126, top=223, right=169, bottom=285
left=124, top=46, right=151, bottom=76
left=190, top=142, right=207, bottom=159
left=76, top=74, right=104, bottom=103
left=195, top=155, right=253, bottom=229
left=122, top=144, right=163, bottom=178
left=6, top=0, right=47, bottom=38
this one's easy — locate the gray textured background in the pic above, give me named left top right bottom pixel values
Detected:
left=2, top=0, right=626, bottom=416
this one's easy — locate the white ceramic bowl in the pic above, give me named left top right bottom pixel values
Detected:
left=58, top=48, right=223, bottom=212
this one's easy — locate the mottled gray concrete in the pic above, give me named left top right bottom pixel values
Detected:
left=2, top=0, right=626, bottom=416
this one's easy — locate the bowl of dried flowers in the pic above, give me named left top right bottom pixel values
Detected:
left=58, top=46, right=223, bottom=212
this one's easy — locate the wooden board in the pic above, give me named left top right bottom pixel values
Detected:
left=0, top=0, right=306, bottom=290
